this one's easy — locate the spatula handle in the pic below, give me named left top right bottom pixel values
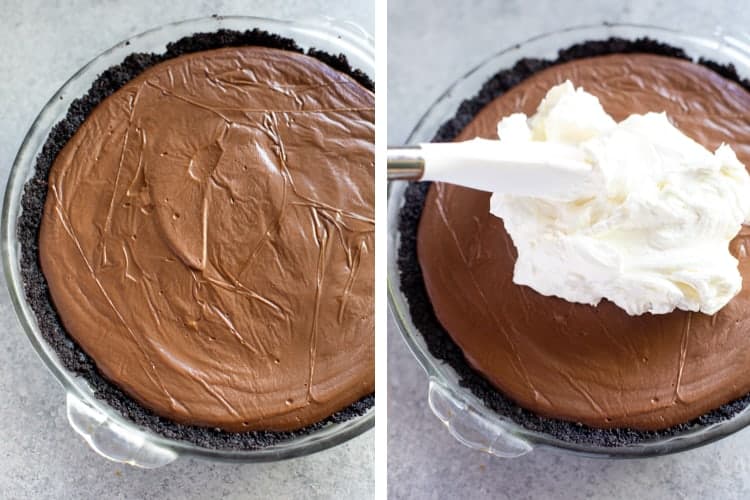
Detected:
left=388, top=146, right=425, bottom=181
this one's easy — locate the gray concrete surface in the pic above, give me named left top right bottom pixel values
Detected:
left=388, top=1, right=750, bottom=499
left=0, top=1, right=373, bottom=499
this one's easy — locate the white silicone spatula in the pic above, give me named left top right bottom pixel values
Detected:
left=388, top=138, right=597, bottom=202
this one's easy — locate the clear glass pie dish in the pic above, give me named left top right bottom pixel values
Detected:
left=3, top=15, right=374, bottom=468
left=388, top=23, right=750, bottom=459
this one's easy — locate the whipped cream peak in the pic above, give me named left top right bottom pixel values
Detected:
left=525, top=80, right=616, bottom=144
left=489, top=81, right=750, bottom=315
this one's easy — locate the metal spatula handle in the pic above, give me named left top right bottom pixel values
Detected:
left=387, top=146, right=425, bottom=181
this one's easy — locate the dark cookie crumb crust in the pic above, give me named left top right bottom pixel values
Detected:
left=19, top=28, right=373, bottom=450
left=397, top=37, right=750, bottom=447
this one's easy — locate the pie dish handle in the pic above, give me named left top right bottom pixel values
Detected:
left=428, top=378, right=533, bottom=458
left=66, top=392, right=178, bottom=468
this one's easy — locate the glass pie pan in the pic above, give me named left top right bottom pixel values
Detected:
left=388, top=23, right=750, bottom=459
left=2, top=15, right=374, bottom=468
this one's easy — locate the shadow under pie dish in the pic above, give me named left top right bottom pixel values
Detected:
left=6, top=16, right=373, bottom=461
left=390, top=25, right=750, bottom=457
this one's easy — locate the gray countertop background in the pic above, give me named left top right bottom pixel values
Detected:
left=0, top=1, right=373, bottom=499
left=388, top=1, right=750, bottom=499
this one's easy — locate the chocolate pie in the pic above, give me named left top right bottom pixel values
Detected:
left=398, top=38, right=750, bottom=446
left=21, top=29, right=374, bottom=449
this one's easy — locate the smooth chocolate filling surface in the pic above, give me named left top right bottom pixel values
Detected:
left=38, top=45, right=374, bottom=432
left=416, top=53, right=750, bottom=431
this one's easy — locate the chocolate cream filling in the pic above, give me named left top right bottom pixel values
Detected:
left=39, top=46, right=374, bottom=432
left=417, top=53, right=750, bottom=430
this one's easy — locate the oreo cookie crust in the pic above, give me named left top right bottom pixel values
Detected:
left=397, top=37, right=750, bottom=447
left=19, top=28, right=373, bottom=450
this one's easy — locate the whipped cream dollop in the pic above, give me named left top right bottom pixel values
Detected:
left=490, top=81, right=750, bottom=315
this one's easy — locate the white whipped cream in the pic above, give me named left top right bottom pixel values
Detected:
left=490, top=81, right=750, bottom=315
